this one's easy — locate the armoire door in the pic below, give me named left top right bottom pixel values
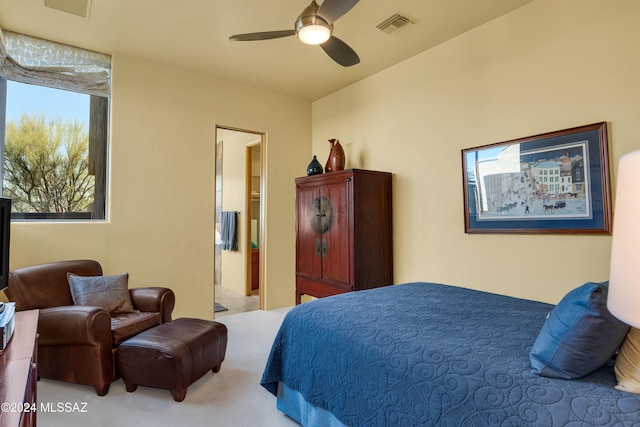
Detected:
left=296, top=184, right=323, bottom=279
left=321, top=179, right=350, bottom=286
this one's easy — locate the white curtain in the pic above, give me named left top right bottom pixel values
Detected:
left=0, top=28, right=110, bottom=97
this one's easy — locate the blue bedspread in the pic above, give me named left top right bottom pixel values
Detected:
left=261, top=283, right=640, bottom=426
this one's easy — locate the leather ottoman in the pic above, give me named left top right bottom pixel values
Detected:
left=117, top=318, right=228, bottom=402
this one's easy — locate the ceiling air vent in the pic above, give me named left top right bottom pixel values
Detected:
left=45, top=0, right=91, bottom=18
left=376, top=13, right=414, bottom=35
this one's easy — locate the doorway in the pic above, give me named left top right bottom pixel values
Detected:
left=214, top=126, right=265, bottom=316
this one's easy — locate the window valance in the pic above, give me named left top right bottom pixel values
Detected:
left=0, top=28, right=110, bottom=97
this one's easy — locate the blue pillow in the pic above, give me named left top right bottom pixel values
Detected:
left=530, top=281, right=630, bottom=379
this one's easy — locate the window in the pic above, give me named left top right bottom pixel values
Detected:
left=0, top=30, right=110, bottom=221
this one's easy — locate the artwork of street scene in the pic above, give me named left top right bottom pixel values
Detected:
left=469, top=141, right=591, bottom=221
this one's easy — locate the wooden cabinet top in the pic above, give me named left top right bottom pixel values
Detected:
left=296, top=169, right=391, bottom=185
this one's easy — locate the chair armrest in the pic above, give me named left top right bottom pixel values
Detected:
left=38, top=306, right=112, bottom=346
left=130, top=287, right=175, bottom=323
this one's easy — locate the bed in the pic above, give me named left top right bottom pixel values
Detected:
left=260, top=282, right=640, bottom=426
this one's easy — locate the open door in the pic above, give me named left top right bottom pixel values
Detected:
left=246, top=140, right=263, bottom=307
left=214, top=126, right=265, bottom=314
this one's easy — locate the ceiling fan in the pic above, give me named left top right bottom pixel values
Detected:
left=229, top=0, right=360, bottom=67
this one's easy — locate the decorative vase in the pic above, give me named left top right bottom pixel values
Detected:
left=325, top=139, right=345, bottom=173
left=325, top=139, right=335, bottom=173
left=306, top=155, right=323, bottom=176
left=331, top=139, right=345, bottom=172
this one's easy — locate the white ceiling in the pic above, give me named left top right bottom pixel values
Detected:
left=0, top=0, right=535, bottom=101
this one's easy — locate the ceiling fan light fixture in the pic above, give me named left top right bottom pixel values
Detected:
left=297, top=24, right=331, bottom=45
left=229, top=0, right=360, bottom=66
left=295, top=9, right=332, bottom=45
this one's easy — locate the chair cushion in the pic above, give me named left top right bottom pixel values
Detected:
left=111, top=312, right=162, bottom=345
left=68, top=273, right=135, bottom=315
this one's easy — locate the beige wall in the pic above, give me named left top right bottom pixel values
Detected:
left=7, top=0, right=639, bottom=314
left=312, top=0, right=640, bottom=304
left=9, top=54, right=311, bottom=316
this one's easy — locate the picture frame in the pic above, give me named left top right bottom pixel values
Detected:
left=461, top=122, right=611, bottom=234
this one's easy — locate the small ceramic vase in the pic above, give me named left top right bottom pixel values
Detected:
left=306, top=155, right=323, bottom=176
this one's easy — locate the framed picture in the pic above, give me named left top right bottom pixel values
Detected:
left=461, top=122, right=611, bottom=234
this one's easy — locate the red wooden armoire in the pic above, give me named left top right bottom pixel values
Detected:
left=295, top=169, right=393, bottom=304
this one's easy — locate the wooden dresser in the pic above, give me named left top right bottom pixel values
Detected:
left=0, top=310, right=39, bottom=427
left=295, top=169, right=393, bottom=304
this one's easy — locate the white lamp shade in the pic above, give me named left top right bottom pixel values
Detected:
left=609, top=149, right=640, bottom=328
left=297, top=24, right=331, bottom=45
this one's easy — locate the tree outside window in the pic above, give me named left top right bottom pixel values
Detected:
left=1, top=80, right=107, bottom=220
left=4, top=113, right=94, bottom=217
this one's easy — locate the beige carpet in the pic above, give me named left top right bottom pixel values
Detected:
left=37, top=308, right=298, bottom=427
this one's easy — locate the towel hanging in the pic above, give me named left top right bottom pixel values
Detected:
left=220, top=211, right=239, bottom=251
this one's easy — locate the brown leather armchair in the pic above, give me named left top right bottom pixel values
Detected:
left=5, top=259, right=175, bottom=396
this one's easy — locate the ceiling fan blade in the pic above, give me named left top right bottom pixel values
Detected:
left=229, top=30, right=296, bottom=42
left=320, top=36, right=360, bottom=67
left=317, top=0, right=359, bottom=24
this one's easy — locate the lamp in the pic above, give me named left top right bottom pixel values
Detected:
left=608, top=149, right=640, bottom=328
left=296, top=15, right=332, bottom=45
left=295, top=1, right=332, bottom=45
